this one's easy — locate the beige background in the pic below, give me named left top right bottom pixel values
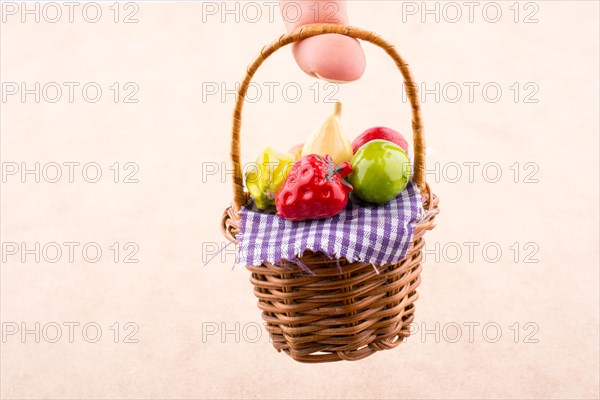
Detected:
left=1, top=1, right=599, bottom=399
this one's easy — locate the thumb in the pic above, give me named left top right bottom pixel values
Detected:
left=280, top=0, right=365, bottom=83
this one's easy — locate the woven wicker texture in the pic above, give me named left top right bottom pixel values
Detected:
left=221, top=24, right=439, bottom=362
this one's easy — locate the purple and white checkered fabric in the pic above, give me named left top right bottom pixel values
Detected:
left=235, top=181, right=423, bottom=267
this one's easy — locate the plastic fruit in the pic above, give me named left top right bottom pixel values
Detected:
left=301, top=102, right=353, bottom=165
left=352, top=126, right=409, bottom=154
left=349, top=140, right=411, bottom=204
left=245, top=147, right=295, bottom=210
left=276, top=154, right=353, bottom=221
left=288, top=143, right=303, bottom=160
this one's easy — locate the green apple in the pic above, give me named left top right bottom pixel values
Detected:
left=349, top=140, right=411, bottom=204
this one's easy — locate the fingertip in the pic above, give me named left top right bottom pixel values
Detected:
left=292, top=34, right=366, bottom=83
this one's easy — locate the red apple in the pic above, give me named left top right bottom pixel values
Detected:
left=352, top=127, right=409, bottom=154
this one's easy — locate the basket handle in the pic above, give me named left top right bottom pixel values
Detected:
left=231, top=24, right=426, bottom=211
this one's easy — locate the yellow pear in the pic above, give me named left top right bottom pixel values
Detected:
left=301, top=102, right=353, bottom=165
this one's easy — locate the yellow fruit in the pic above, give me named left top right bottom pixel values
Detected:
left=288, top=143, right=303, bottom=160
left=301, top=102, right=353, bottom=165
left=245, top=147, right=295, bottom=210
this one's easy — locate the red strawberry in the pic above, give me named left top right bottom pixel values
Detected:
left=275, top=155, right=353, bottom=221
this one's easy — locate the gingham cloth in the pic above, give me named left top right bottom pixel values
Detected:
left=235, top=181, right=423, bottom=268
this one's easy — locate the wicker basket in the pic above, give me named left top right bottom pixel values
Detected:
left=221, top=24, right=440, bottom=363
